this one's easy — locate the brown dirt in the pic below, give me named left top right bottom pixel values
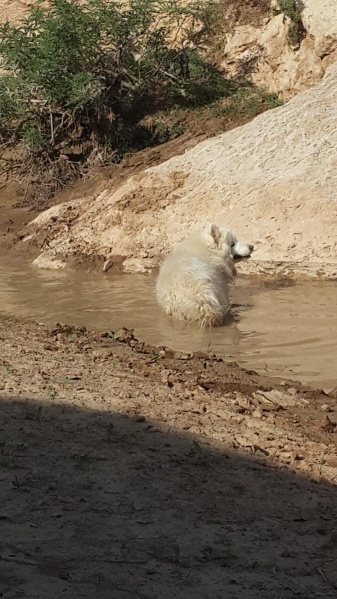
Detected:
left=0, top=134, right=200, bottom=252
left=1, top=100, right=271, bottom=266
left=0, top=4, right=336, bottom=595
left=0, top=315, right=337, bottom=598
left=218, top=0, right=271, bottom=29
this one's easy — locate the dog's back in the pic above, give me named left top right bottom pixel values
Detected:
left=156, top=224, right=236, bottom=327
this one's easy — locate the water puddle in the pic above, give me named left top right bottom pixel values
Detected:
left=0, top=259, right=336, bottom=390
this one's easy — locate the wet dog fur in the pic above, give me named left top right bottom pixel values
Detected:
left=156, top=223, right=253, bottom=328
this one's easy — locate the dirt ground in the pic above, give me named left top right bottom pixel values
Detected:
left=0, top=116, right=262, bottom=269
left=0, top=5, right=336, bottom=596
left=0, top=86, right=336, bottom=598
left=0, top=316, right=337, bottom=598
left=0, top=108, right=337, bottom=599
left=0, top=134, right=200, bottom=256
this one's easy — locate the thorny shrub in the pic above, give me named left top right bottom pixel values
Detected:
left=0, top=0, right=229, bottom=196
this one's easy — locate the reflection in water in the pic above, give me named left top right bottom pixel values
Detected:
left=0, top=259, right=336, bottom=390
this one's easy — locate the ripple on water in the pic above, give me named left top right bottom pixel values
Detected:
left=0, top=261, right=336, bottom=390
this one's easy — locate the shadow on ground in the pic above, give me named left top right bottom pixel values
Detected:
left=0, top=395, right=336, bottom=599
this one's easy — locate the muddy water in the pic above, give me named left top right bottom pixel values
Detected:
left=0, top=260, right=336, bottom=390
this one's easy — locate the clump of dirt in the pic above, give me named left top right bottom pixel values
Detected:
left=0, top=314, right=336, bottom=597
left=116, top=170, right=188, bottom=214
left=219, top=0, right=272, bottom=29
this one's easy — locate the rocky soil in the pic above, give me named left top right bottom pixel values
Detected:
left=23, top=62, right=337, bottom=279
left=0, top=316, right=337, bottom=598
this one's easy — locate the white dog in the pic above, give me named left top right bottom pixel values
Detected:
left=156, top=223, right=253, bottom=328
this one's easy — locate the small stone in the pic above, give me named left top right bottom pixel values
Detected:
left=252, top=409, right=263, bottom=419
left=103, top=258, right=113, bottom=273
left=321, top=415, right=336, bottom=432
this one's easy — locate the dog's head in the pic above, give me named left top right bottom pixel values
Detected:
left=203, top=222, right=254, bottom=259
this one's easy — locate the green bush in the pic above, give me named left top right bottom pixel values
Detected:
left=217, top=83, right=283, bottom=119
left=0, top=0, right=229, bottom=192
left=273, top=0, right=305, bottom=46
left=276, top=0, right=304, bottom=23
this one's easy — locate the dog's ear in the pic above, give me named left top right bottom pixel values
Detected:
left=205, top=222, right=221, bottom=244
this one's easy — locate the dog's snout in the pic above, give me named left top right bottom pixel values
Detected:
left=249, top=243, right=254, bottom=252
